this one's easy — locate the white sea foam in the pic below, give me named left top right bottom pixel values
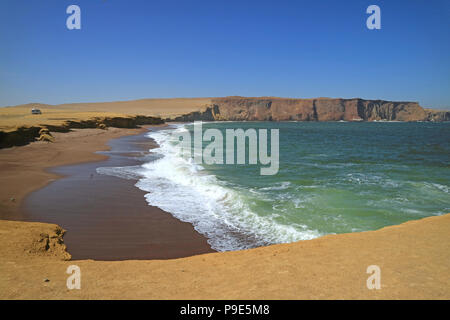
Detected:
left=259, top=181, right=291, bottom=191
left=94, top=122, right=450, bottom=247
left=133, top=124, right=321, bottom=251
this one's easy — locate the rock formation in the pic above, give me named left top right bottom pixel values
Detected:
left=169, top=97, right=448, bottom=122
left=424, top=109, right=450, bottom=122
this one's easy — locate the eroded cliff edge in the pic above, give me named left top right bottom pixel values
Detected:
left=170, top=97, right=450, bottom=122
left=0, top=115, right=164, bottom=149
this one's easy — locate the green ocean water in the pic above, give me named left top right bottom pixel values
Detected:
left=133, top=121, right=450, bottom=251
left=197, top=121, right=450, bottom=235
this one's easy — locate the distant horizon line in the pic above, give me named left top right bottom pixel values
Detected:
left=2, top=96, right=449, bottom=111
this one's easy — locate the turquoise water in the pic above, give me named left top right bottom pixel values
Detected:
left=199, top=122, right=450, bottom=236
left=99, top=121, right=450, bottom=251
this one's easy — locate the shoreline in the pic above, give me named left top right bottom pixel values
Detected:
left=0, top=127, right=150, bottom=220
left=0, top=125, right=449, bottom=299
left=21, top=126, right=214, bottom=260
left=0, top=125, right=213, bottom=260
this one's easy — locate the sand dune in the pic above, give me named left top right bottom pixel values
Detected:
left=0, top=98, right=211, bottom=132
left=57, top=98, right=212, bottom=115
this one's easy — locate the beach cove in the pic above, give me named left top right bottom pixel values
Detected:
left=0, top=124, right=449, bottom=299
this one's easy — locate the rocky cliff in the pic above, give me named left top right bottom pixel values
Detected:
left=170, top=97, right=448, bottom=122
left=424, top=109, right=450, bottom=122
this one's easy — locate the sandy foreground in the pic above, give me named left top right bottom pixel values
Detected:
left=0, top=128, right=449, bottom=299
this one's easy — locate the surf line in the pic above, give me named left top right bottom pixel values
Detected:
left=171, top=121, right=279, bottom=175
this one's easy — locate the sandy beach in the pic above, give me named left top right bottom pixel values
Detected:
left=0, top=127, right=145, bottom=220
left=21, top=128, right=214, bottom=260
left=0, top=126, right=449, bottom=299
left=0, top=126, right=213, bottom=260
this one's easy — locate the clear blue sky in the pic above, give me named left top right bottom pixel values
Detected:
left=1, top=0, right=449, bottom=108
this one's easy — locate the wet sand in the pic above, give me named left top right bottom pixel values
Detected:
left=0, top=125, right=449, bottom=299
left=1, top=127, right=213, bottom=260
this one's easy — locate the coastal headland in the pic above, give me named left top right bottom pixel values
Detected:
left=1, top=96, right=449, bottom=149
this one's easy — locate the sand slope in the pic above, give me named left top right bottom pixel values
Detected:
left=0, top=98, right=211, bottom=132
left=0, top=214, right=449, bottom=299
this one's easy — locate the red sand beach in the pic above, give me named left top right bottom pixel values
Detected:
left=0, top=126, right=213, bottom=260
left=0, top=125, right=449, bottom=299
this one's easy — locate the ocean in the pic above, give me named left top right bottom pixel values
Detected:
left=97, top=122, right=450, bottom=251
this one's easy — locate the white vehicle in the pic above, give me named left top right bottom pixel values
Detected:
left=31, top=108, right=42, bottom=115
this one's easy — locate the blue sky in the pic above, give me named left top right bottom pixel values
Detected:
left=0, top=0, right=449, bottom=108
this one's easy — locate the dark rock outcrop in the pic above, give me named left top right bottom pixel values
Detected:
left=424, top=109, right=450, bottom=122
left=0, top=115, right=164, bottom=149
